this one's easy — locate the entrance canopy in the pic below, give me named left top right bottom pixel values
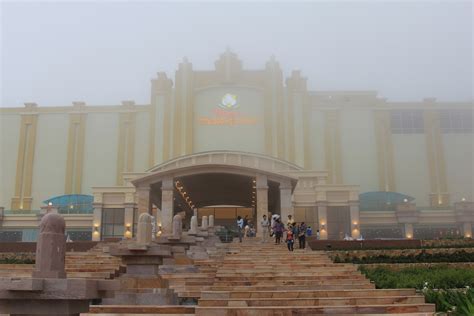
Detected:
left=130, top=151, right=300, bottom=235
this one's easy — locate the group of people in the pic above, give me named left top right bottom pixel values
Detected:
left=237, top=213, right=319, bottom=252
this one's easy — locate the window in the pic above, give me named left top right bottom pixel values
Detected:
left=101, top=208, right=125, bottom=238
left=390, top=110, right=424, bottom=134
left=440, top=110, right=473, bottom=133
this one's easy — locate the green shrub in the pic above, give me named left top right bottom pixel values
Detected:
left=359, top=266, right=474, bottom=290
left=424, top=288, right=474, bottom=315
left=0, top=257, right=35, bottom=264
left=339, top=250, right=474, bottom=264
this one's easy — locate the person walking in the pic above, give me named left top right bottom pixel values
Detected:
left=236, top=216, right=244, bottom=243
left=260, top=214, right=270, bottom=243
left=243, top=215, right=249, bottom=238
left=287, top=214, right=295, bottom=229
left=274, top=218, right=284, bottom=244
left=286, top=224, right=295, bottom=251
left=298, top=221, right=307, bottom=249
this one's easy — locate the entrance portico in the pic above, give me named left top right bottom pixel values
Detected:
left=92, top=151, right=360, bottom=241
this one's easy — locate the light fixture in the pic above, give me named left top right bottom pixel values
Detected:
left=320, top=222, right=326, bottom=230
left=461, top=197, right=466, bottom=202
left=403, top=198, right=408, bottom=203
left=125, top=224, right=132, bottom=238
left=48, top=202, right=52, bottom=206
left=93, top=224, right=99, bottom=235
left=406, top=234, right=412, bottom=239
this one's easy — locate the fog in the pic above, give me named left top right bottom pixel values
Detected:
left=1, top=1, right=472, bottom=107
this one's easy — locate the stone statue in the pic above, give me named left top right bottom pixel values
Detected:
left=33, top=213, right=66, bottom=278
left=201, top=215, right=208, bottom=230
left=208, top=215, right=214, bottom=228
left=137, top=213, right=153, bottom=245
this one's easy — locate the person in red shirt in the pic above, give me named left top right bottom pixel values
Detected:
left=286, top=225, right=294, bottom=251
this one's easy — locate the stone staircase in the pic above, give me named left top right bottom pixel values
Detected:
left=87, top=239, right=435, bottom=316
left=0, top=243, right=124, bottom=280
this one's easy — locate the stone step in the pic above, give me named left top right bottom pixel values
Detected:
left=197, top=295, right=426, bottom=307
left=200, top=289, right=417, bottom=299
left=194, top=304, right=436, bottom=315
left=88, top=305, right=195, bottom=314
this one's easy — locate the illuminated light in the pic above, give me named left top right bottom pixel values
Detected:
left=126, top=223, right=131, bottom=228
left=353, top=221, right=358, bottom=225
left=461, top=198, right=466, bottom=202
left=48, top=202, right=53, bottom=206
left=403, top=198, right=408, bottom=203
left=406, top=234, right=412, bottom=239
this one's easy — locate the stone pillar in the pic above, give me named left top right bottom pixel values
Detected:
left=161, top=177, right=174, bottom=236
left=33, top=213, right=67, bottom=278
left=92, top=202, right=102, bottom=241
left=136, top=186, right=151, bottom=215
left=350, top=203, right=360, bottom=239
left=208, top=215, right=214, bottom=228
left=256, top=174, right=269, bottom=238
left=201, top=215, right=208, bottom=230
left=455, top=201, right=473, bottom=238
left=137, top=213, right=152, bottom=245
left=171, top=214, right=183, bottom=239
left=396, top=202, right=418, bottom=239
left=280, top=181, right=293, bottom=228
left=317, top=203, right=328, bottom=240
left=189, top=215, right=198, bottom=235
left=124, top=202, right=135, bottom=239
left=462, top=222, right=472, bottom=238
left=404, top=223, right=414, bottom=239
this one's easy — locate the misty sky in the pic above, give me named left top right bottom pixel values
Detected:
left=1, top=1, right=472, bottom=107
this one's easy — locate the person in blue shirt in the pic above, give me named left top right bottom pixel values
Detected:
left=306, top=226, right=313, bottom=237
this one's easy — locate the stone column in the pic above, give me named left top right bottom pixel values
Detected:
left=350, top=203, right=360, bottom=239
left=280, top=181, right=293, bottom=226
left=189, top=215, right=198, bottom=235
left=137, top=213, right=152, bottom=245
left=124, top=202, right=135, bottom=239
left=136, top=186, right=151, bottom=215
left=208, top=215, right=214, bottom=228
left=92, top=202, right=103, bottom=241
left=161, top=177, right=174, bottom=236
left=256, top=174, right=269, bottom=238
left=201, top=215, right=208, bottom=230
left=317, top=203, right=328, bottom=240
left=404, top=223, right=414, bottom=239
left=462, top=223, right=472, bottom=239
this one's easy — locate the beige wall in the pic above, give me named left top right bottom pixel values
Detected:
left=82, top=113, right=119, bottom=194
left=340, top=109, right=378, bottom=193
left=443, top=134, right=474, bottom=203
left=31, top=114, right=69, bottom=206
left=392, top=134, right=431, bottom=206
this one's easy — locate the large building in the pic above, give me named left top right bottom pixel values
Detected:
left=1, top=50, right=473, bottom=241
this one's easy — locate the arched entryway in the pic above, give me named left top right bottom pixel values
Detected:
left=131, top=151, right=300, bottom=236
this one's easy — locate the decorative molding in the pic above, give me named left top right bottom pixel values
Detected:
left=424, top=110, right=449, bottom=207
left=65, top=103, right=87, bottom=194
left=116, top=101, right=136, bottom=185
left=374, top=110, right=396, bottom=191
left=11, top=103, right=38, bottom=210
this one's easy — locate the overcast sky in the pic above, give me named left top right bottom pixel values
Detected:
left=1, top=1, right=472, bottom=107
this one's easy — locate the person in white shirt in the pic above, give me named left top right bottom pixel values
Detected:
left=260, top=214, right=270, bottom=243
left=236, top=216, right=244, bottom=243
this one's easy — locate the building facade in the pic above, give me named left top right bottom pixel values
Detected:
left=1, top=50, right=473, bottom=241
